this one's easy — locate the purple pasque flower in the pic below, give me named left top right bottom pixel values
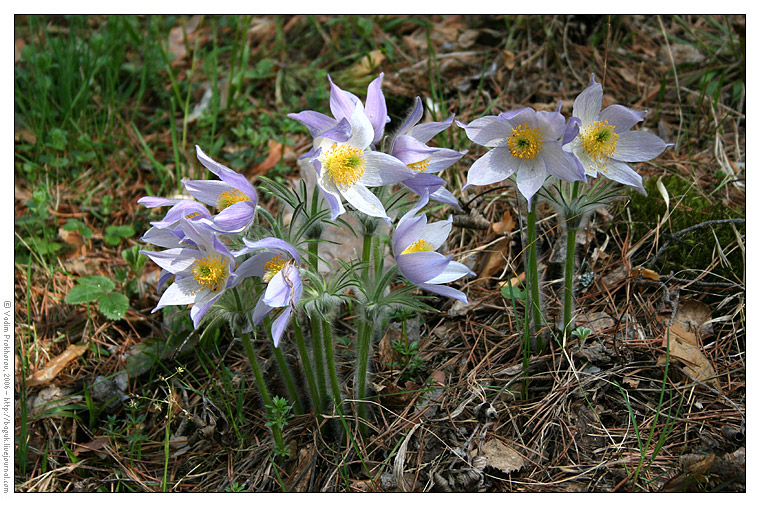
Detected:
left=138, top=198, right=214, bottom=249
left=181, top=145, right=258, bottom=233
left=565, top=74, right=670, bottom=192
left=289, top=75, right=413, bottom=221
left=391, top=97, right=466, bottom=208
left=458, top=106, right=586, bottom=207
left=141, top=218, right=243, bottom=328
left=235, top=238, right=302, bottom=347
left=393, top=192, right=474, bottom=304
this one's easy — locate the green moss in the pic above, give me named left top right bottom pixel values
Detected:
left=624, top=174, right=744, bottom=283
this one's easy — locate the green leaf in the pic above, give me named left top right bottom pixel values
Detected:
left=98, top=292, right=129, bottom=320
left=65, top=284, right=107, bottom=304
left=78, top=276, right=116, bottom=293
left=500, top=284, right=526, bottom=301
left=105, top=225, right=135, bottom=239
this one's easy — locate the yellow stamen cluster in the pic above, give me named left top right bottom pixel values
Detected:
left=407, top=157, right=431, bottom=173
left=263, top=255, right=288, bottom=283
left=580, top=120, right=618, bottom=169
left=192, top=254, right=228, bottom=292
left=185, top=212, right=202, bottom=219
left=323, top=144, right=366, bottom=190
left=401, top=239, right=435, bottom=255
left=507, top=123, right=543, bottom=160
left=217, top=189, right=251, bottom=211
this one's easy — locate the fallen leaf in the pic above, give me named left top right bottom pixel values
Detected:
left=661, top=453, right=715, bottom=492
left=575, top=312, right=615, bottom=334
left=352, top=49, right=386, bottom=77
left=502, top=49, right=516, bottom=70
left=631, top=266, right=660, bottom=281
left=378, top=325, right=403, bottom=371
left=251, top=140, right=283, bottom=174
left=27, top=343, right=89, bottom=387
left=600, top=265, right=627, bottom=289
left=491, top=209, right=516, bottom=235
left=477, top=237, right=508, bottom=280
left=481, top=439, right=525, bottom=475
left=74, top=436, right=111, bottom=456
left=167, top=15, right=202, bottom=65
left=59, top=226, right=87, bottom=259
left=673, top=300, right=712, bottom=337
left=658, top=329, right=722, bottom=393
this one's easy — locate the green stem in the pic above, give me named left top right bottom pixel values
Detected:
left=563, top=225, right=578, bottom=337
left=362, top=232, right=373, bottom=267
left=240, top=329, right=284, bottom=452
left=355, top=318, right=373, bottom=434
left=292, top=316, right=321, bottom=416
left=310, top=312, right=328, bottom=413
left=270, top=340, right=304, bottom=415
left=526, top=202, right=544, bottom=352
left=321, top=316, right=343, bottom=414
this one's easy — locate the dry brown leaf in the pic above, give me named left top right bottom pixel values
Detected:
left=491, top=210, right=516, bottom=235
left=600, top=265, right=627, bottom=289
left=673, top=300, right=712, bottom=336
left=659, top=330, right=722, bottom=393
left=251, top=140, right=284, bottom=175
left=352, top=49, right=386, bottom=77
left=59, top=226, right=87, bottom=259
left=502, top=50, right=516, bottom=70
left=575, top=312, right=615, bottom=334
left=661, top=453, right=715, bottom=492
left=477, top=237, right=508, bottom=280
left=481, top=439, right=525, bottom=475
left=498, top=272, right=525, bottom=289
left=27, top=343, right=88, bottom=387
left=631, top=266, right=660, bottom=281
left=167, top=15, right=202, bottom=65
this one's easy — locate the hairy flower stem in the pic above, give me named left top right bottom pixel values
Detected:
left=240, top=329, right=285, bottom=452
left=563, top=226, right=578, bottom=337
left=292, top=316, right=321, bottom=416
left=232, top=288, right=284, bottom=450
left=526, top=203, right=544, bottom=352
left=310, top=313, right=329, bottom=413
left=321, top=317, right=343, bottom=415
left=355, top=319, right=372, bottom=435
left=269, top=338, right=304, bottom=415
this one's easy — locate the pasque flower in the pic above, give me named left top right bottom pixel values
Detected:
left=393, top=192, right=474, bottom=303
left=182, top=145, right=259, bottom=233
left=235, top=238, right=303, bottom=347
left=391, top=97, right=466, bottom=208
left=289, top=75, right=413, bottom=221
left=458, top=106, right=585, bottom=206
left=564, top=74, right=670, bottom=192
left=140, top=218, right=244, bottom=328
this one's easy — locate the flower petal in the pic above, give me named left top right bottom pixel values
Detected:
left=401, top=172, right=445, bottom=199
left=463, top=146, right=516, bottom=189
left=341, top=184, right=388, bottom=219
left=314, top=117, right=352, bottom=144
left=346, top=103, right=374, bottom=150
left=396, top=96, right=424, bottom=140
left=213, top=201, right=255, bottom=233
left=287, top=110, right=339, bottom=138
left=421, top=216, right=452, bottom=250
left=426, top=260, right=474, bottom=284
left=541, top=142, right=586, bottom=183
left=235, top=251, right=278, bottom=279
left=426, top=147, right=466, bottom=173
left=365, top=73, right=388, bottom=144
left=153, top=277, right=198, bottom=311
left=391, top=135, right=438, bottom=165
left=360, top=152, right=414, bottom=186
left=407, top=114, right=455, bottom=144
left=328, top=74, right=361, bottom=121
left=457, top=116, right=511, bottom=147
left=613, top=131, right=669, bottom=162
left=536, top=108, right=566, bottom=140
left=416, top=282, right=469, bottom=303
left=182, top=179, right=234, bottom=207
left=397, top=251, right=451, bottom=285
left=270, top=306, right=293, bottom=348
left=241, top=237, right=301, bottom=265
left=429, top=186, right=461, bottom=209
left=190, top=293, right=221, bottom=328
left=600, top=159, right=646, bottom=193
left=138, top=196, right=181, bottom=208
left=599, top=104, right=645, bottom=133
left=573, top=75, right=603, bottom=124
left=195, top=145, right=257, bottom=200
left=141, top=248, right=200, bottom=274
left=515, top=157, right=547, bottom=205
left=252, top=295, right=273, bottom=325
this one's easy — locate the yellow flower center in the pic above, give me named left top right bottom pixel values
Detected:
left=407, top=157, right=431, bottom=173
left=401, top=239, right=435, bottom=255
left=263, top=255, right=288, bottom=283
left=507, top=123, right=543, bottom=160
left=192, top=254, right=228, bottom=292
left=217, top=189, right=251, bottom=211
left=322, top=144, right=366, bottom=190
left=580, top=120, right=618, bottom=169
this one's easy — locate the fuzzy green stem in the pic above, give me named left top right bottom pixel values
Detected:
left=526, top=203, right=544, bottom=352
left=355, top=319, right=373, bottom=434
left=362, top=232, right=373, bottom=267
left=563, top=225, right=578, bottom=337
left=292, top=316, right=321, bottom=416
left=270, top=340, right=304, bottom=415
left=321, top=316, right=343, bottom=414
left=240, top=330, right=284, bottom=451
left=310, top=313, right=329, bottom=413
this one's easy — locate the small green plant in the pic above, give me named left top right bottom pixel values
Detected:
left=571, top=326, right=592, bottom=347
left=265, top=396, right=293, bottom=459
left=104, top=224, right=135, bottom=246
left=64, top=218, right=94, bottom=240
left=390, top=338, right=425, bottom=381
left=65, top=275, right=129, bottom=320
